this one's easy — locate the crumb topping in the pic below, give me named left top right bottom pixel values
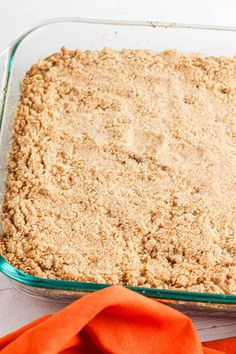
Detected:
left=0, top=48, right=235, bottom=294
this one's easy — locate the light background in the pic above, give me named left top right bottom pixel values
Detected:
left=0, top=0, right=236, bottom=341
left=1, top=0, right=236, bottom=53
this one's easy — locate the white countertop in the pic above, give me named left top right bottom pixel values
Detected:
left=0, top=0, right=236, bottom=342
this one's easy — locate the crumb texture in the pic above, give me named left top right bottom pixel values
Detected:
left=0, top=48, right=236, bottom=294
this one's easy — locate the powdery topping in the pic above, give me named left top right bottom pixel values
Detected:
left=0, top=48, right=236, bottom=294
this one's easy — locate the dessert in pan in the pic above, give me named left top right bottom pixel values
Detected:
left=0, top=47, right=235, bottom=295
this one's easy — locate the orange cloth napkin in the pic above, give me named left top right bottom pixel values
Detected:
left=0, top=285, right=235, bottom=354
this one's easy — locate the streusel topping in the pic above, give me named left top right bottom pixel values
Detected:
left=1, top=48, right=235, bottom=294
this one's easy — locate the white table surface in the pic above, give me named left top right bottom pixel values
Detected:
left=0, top=0, right=236, bottom=342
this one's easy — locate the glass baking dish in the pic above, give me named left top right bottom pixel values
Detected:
left=0, top=18, right=236, bottom=314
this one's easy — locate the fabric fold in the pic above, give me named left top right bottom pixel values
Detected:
left=0, top=285, right=234, bottom=354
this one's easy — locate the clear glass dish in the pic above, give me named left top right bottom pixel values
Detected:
left=0, top=18, right=236, bottom=313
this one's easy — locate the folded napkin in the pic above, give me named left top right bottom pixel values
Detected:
left=0, top=285, right=234, bottom=354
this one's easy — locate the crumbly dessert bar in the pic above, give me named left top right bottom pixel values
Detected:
left=0, top=48, right=235, bottom=294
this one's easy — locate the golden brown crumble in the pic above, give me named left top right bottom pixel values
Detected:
left=0, top=48, right=236, bottom=294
